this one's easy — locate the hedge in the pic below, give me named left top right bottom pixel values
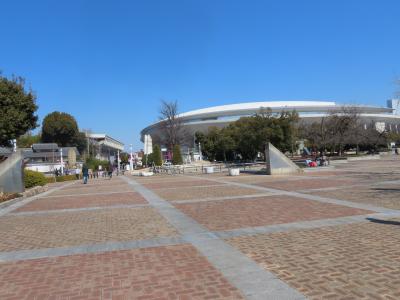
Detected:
left=55, top=175, right=78, bottom=182
left=46, top=175, right=79, bottom=183
left=24, top=170, right=47, bottom=189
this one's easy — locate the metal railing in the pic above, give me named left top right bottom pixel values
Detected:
left=150, top=162, right=266, bottom=175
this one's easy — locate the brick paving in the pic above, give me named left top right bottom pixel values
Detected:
left=154, top=184, right=264, bottom=201
left=174, top=196, right=372, bottom=231
left=142, top=179, right=222, bottom=190
left=14, top=192, right=147, bottom=212
left=227, top=220, right=400, bottom=299
left=1, top=156, right=400, bottom=299
left=0, top=207, right=177, bottom=251
left=306, top=185, right=400, bottom=210
left=252, top=178, right=357, bottom=191
left=0, top=244, right=243, bottom=300
left=51, top=184, right=134, bottom=196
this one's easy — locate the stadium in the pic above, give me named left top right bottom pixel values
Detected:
left=141, top=99, right=400, bottom=159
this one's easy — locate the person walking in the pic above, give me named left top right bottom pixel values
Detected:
left=82, top=164, right=89, bottom=184
left=108, top=162, right=113, bottom=179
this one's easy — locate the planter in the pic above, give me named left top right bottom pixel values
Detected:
left=229, top=168, right=240, bottom=176
left=204, top=167, right=214, bottom=174
left=140, top=171, right=154, bottom=177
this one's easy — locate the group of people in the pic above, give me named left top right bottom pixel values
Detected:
left=305, top=153, right=329, bottom=167
left=82, top=164, right=115, bottom=184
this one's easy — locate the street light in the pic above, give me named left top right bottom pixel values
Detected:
left=129, top=144, right=133, bottom=171
left=60, top=148, right=64, bottom=175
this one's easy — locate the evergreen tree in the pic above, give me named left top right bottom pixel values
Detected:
left=152, top=145, right=163, bottom=166
left=41, top=111, right=87, bottom=153
left=172, top=144, right=183, bottom=165
left=0, top=75, right=38, bottom=146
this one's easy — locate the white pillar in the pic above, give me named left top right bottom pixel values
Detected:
left=129, top=144, right=133, bottom=171
left=198, top=142, right=203, bottom=161
left=60, top=148, right=64, bottom=175
left=117, top=150, right=121, bottom=171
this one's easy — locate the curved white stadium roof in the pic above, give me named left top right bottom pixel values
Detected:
left=179, top=101, right=336, bottom=118
left=141, top=100, right=399, bottom=139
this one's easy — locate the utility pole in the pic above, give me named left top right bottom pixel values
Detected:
left=60, top=148, right=64, bottom=175
left=198, top=142, right=202, bottom=161
left=117, top=150, right=121, bottom=172
left=129, top=144, right=133, bottom=171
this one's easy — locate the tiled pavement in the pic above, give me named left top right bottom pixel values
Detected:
left=1, top=156, right=400, bottom=299
left=174, top=196, right=371, bottom=231
left=14, top=192, right=147, bottom=212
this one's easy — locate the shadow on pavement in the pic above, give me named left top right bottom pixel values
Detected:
left=372, top=188, right=400, bottom=192
left=367, top=218, right=400, bottom=226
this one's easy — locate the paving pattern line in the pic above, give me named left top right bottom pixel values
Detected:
left=7, top=203, right=150, bottom=216
left=0, top=236, right=184, bottom=262
left=169, top=192, right=278, bottom=204
left=187, top=175, right=399, bottom=214
left=122, top=175, right=306, bottom=300
left=296, top=178, right=400, bottom=193
left=146, top=183, right=227, bottom=190
left=0, top=181, right=78, bottom=217
left=39, top=190, right=136, bottom=198
left=213, top=212, right=400, bottom=239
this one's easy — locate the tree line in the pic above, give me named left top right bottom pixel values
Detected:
left=0, top=73, right=98, bottom=160
left=193, top=107, right=399, bottom=162
left=196, top=109, right=299, bottom=161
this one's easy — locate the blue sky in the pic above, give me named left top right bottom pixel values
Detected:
left=1, top=1, right=400, bottom=150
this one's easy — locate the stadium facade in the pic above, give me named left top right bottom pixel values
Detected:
left=141, top=100, right=400, bottom=161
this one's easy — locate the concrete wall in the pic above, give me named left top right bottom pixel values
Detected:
left=265, top=143, right=303, bottom=175
left=0, top=150, right=24, bottom=193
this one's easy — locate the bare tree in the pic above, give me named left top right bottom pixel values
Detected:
left=326, top=106, right=360, bottom=155
left=159, top=100, right=184, bottom=149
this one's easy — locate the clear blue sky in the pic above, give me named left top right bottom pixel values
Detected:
left=1, top=1, right=400, bottom=150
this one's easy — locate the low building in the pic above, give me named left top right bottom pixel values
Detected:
left=86, top=133, right=124, bottom=162
left=22, top=143, right=80, bottom=174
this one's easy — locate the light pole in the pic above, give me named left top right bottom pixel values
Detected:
left=199, top=142, right=203, bottom=161
left=129, top=144, right=133, bottom=171
left=117, top=150, right=121, bottom=172
left=60, top=148, right=64, bottom=175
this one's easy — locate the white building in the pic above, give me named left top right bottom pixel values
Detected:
left=86, top=133, right=124, bottom=162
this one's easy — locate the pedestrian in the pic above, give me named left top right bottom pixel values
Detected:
left=108, top=163, right=113, bottom=179
left=82, top=164, right=89, bottom=184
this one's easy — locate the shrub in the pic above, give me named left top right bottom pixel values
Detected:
left=56, top=175, right=78, bottom=182
left=172, top=145, right=183, bottom=165
left=24, top=170, right=47, bottom=188
left=86, top=157, right=109, bottom=171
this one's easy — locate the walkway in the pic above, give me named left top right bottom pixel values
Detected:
left=1, top=156, right=400, bottom=299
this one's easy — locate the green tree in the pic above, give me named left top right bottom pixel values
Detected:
left=152, top=145, right=163, bottom=166
left=172, top=144, right=183, bottom=165
left=200, top=127, right=235, bottom=161
left=0, top=75, right=38, bottom=146
left=85, top=157, right=109, bottom=171
left=199, top=108, right=299, bottom=162
left=17, top=133, right=41, bottom=148
left=41, top=112, right=87, bottom=153
left=120, top=152, right=129, bottom=164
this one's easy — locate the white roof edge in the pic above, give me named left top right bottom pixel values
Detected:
left=87, top=133, right=124, bottom=146
left=179, top=101, right=336, bottom=118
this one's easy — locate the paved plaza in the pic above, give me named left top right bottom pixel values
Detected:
left=1, top=157, right=400, bottom=299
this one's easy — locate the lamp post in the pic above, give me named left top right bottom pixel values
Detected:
left=117, top=150, right=121, bottom=172
left=60, top=148, right=64, bottom=175
left=129, top=144, right=133, bottom=171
